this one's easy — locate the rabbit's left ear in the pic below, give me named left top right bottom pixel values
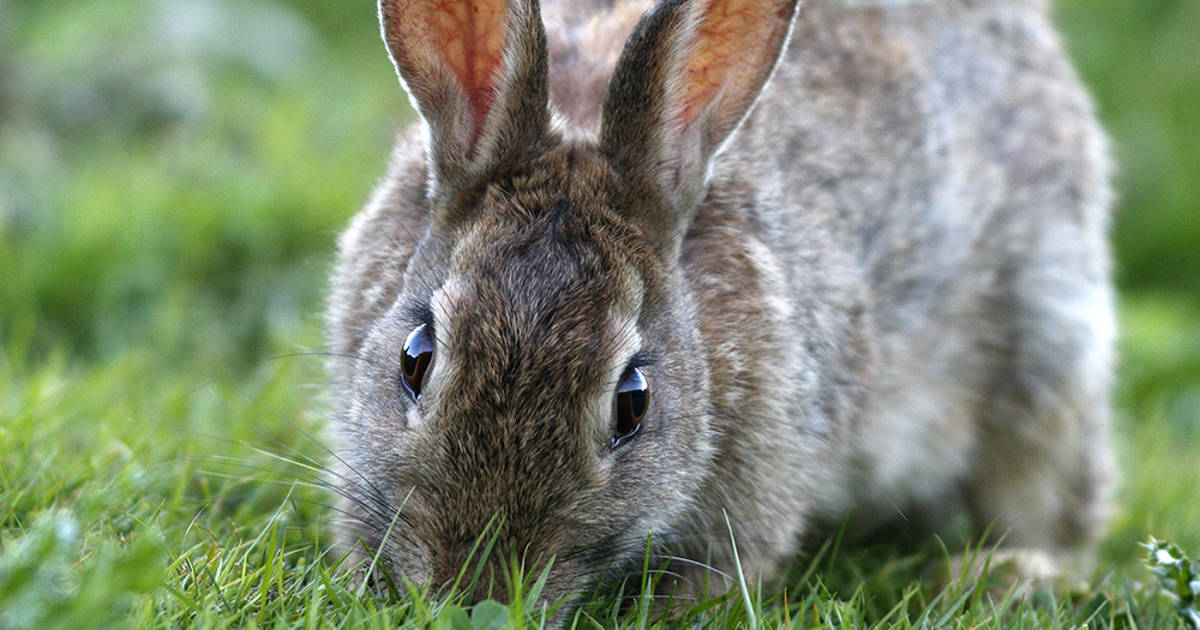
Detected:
left=381, top=0, right=550, bottom=218
left=601, top=0, right=799, bottom=252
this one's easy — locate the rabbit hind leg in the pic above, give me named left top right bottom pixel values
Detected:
left=962, top=269, right=1115, bottom=576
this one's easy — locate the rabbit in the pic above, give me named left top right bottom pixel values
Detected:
left=325, top=0, right=1115, bottom=609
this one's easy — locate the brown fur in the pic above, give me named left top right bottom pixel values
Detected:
left=327, top=0, right=1115, bottom=610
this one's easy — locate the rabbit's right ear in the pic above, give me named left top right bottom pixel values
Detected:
left=380, top=0, right=550, bottom=219
left=600, top=0, right=799, bottom=258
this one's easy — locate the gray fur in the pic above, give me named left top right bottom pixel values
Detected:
left=327, top=0, right=1114, bottom=607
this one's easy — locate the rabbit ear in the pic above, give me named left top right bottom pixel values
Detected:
left=600, top=0, right=799, bottom=252
left=381, top=0, right=550, bottom=212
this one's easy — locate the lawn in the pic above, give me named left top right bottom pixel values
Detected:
left=2, top=0, right=1199, bottom=627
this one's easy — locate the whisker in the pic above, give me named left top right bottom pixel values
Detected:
left=225, top=383, right=398, bottom=520
left=184, top=432, right=396, bottom=525
left=659, top=555, right=732, bottom=581
left=194, top=456, right=400, bottom=531
left=261, top=350, right=391, bottom=373
left=239, top=444, right=395, bottom=518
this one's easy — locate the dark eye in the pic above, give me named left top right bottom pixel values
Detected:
left=401, top=323, right=434, bottom=401
left=612, top=367, right=649, bottom=448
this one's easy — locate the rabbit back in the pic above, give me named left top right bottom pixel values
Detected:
left=675, top=0, right=1114, bottom=564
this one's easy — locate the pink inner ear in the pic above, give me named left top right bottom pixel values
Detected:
left=677, top=0, right=793, bottom=131
left=395, top=0, right=512, bottom=133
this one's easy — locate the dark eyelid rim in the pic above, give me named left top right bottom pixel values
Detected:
left=627, top=349, right=657, bottom=372
left=401, top=302, right=435, bottom=329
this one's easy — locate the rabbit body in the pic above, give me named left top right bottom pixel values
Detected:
left=328, top=0, right=1114, bottom=604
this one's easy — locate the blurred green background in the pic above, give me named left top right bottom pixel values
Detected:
left=0, top=0, right=1198, bottom=625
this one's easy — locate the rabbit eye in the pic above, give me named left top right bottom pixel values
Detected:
left=612, top=367, right=649, bottom=448
left=401, top=323, right=434, bottom=401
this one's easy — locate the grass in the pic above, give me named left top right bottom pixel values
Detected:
left=2, top=0, right=1199, bottom=627
left=4, top=308, right=1198, bottom=628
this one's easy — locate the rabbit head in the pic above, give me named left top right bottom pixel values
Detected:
left=330, top=0, right=800, bottom=603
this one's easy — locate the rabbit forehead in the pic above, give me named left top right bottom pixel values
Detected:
left=415, top=187, right=650, bottom=436
left=438, top=144, right=656, bottom=315
left=435, top=210, right=646, bottom=399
